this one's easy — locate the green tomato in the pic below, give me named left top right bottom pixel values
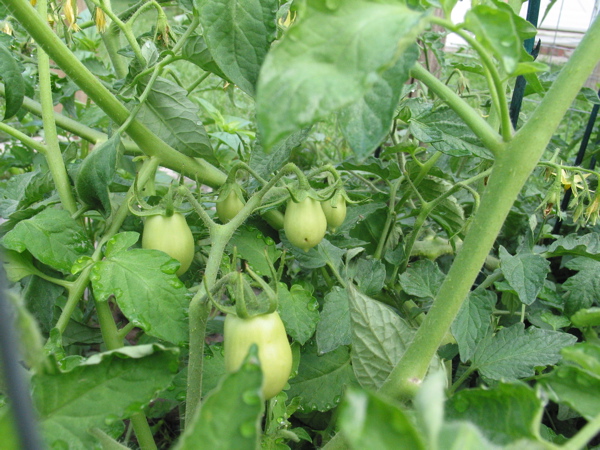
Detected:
left=216, top=190, right=245, bottom=223
left=321, top=195, right=347, bottom=231
left=284, top=197, right=327, bottom=251
left=142, top=213, right=195, bottom=276
left=223, top=311, right=292, bottom=400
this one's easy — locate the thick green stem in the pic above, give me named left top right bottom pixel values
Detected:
left=102, top=26, right=128, bottom=79
left=2, top=0, right=225, bottom=188
left=0, top=83, right=109, bottom=144
left=410, top=63, right=503, bottom=155
left=381, top=15, right=600, bottom=400
left=84, top=0, right=128, bottom=78
left=431, top=16, right=514, bottom=142
left=35, top=0, right=78, bottom=215
left=95, top=300, right=157, bottom=450
left=184, top=227, right=230, bottom=427
left=447, top=366, right=476, bottom=396
left=0, top=122, right=48, bottom=154
left=374, top=178, right=402, bottom=260
left=54, top=266, right=92, bottom=334
left=561, top=413, right=600, bottom=450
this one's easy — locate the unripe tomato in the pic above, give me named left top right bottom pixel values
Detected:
left=223, top=311, right=292, bottom=400
left=321, top=195, right=347, bottom=231
left=284, top=197, right=327, bottom=251
left=142, top=213, right=195, bottom=276
left=216, top=190, right=245, bottom=223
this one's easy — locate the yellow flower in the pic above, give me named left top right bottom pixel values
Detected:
left=1, top=21, right=13, bottom=36
left=560, top=169, right=590, bottom=193
left=585, top=195, right=600, bottom=226
left=63, top=0, right=80, bottom=32
left=94, top=7, right=107, bottom=33
left=278, top=10, right=296, bottom=29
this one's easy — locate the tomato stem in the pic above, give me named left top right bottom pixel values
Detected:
left=382, top=13, right=600, bottom=401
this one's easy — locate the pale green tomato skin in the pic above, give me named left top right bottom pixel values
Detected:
left=216, top=190, right=245, bottom=223
left=284, top=197, right=327, bottom=251
left=321, top=196, right=347, bottom=231
left=142, top=213, right=195, bottom=276
left=224, top=311, right=293, bottom=400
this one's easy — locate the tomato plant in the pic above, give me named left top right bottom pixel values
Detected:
left=2, top=0, right=600, bottom=449
left=223, top=311, right=292, bottom=400
left=142, top=213, right=195, bottom=276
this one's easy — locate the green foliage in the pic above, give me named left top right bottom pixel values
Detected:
left=1, top=0, right=600, bottom=447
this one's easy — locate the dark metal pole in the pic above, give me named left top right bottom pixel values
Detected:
left=0, top=261, right=44, bottom=450
left=509, top=0, right=542, bottom=128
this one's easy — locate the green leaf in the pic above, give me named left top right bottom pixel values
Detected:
left=0, top=170, right=54, bottom=224
left=181, top=35, right=229, bottom=80
left=256, top=0, right=429, bottom=149
left=452, top=289, right=496, bottom=363
left=438, top=422, right=500, bottom=450
left=418, top=178, right=466, bottom=237
left=562, top=257, right=600, bottom=315
left=464, top=4, right=536, bottom=75
left=539, top=342, right=600, bottom=420
left=561, top=343, right=600, bottom=377
left=440, top=0, right=459, bottom=17
left=22, top=276, right=63, bottom=333
left=197, top=0, right=277, bottom=96
left=250, top=127, right=311, bottom=179
left=541, top=365, right=600, bottom=420
left=340, top=158, right=401, bottom=181
left=499, top=247, right=550, bottom=306
left=0, top=42, right=24, bottom=120
left=33, top=344, right=178, bottom=449
left=1, top=249, right=38, bottom=282
left=228, top=225, right=282, bottom=276
left=338, top=45, right=418, bottom=157
left=445, top=383, right=543, bottom=446
left=348, top=284, right=415, bottom=390
left=284, top=237, right=345, bottom=270
left=571, top=307, right=600, bottom=328
left=511, top=61, right=549, bottom=77
left=546, top=233, right=600, bottom=261
left=1, top=208, right=94, bottom=274
left=338, top=387, right=426, bottom=450
left=175, top=346, right=264, bottom=449
left=287, top=342, right=356, bottom=412
left=202, top=344, right=226, bottom=396
left=277, top=283, right=319, bottom=345
left=471, top=323, right=577, bottom=380
left=316, top=287, right=351, bottom=354
left=399, top=259, right=445, bottom=299
left=414, top=370, right=446, bottom=448
left=105, top=231, right=140, bottom=257
left=75, top=134, right=120, bottom=216
left=409, top=105, right=493, bottom=159
left=91, top=234, right=190, bottom=345
left=135, top=78, right=214, bottom=163
left=347, top=258, right=386, bottom=296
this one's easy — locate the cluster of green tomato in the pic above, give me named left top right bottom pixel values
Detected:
left=138, top=191, right=347, bottom=400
